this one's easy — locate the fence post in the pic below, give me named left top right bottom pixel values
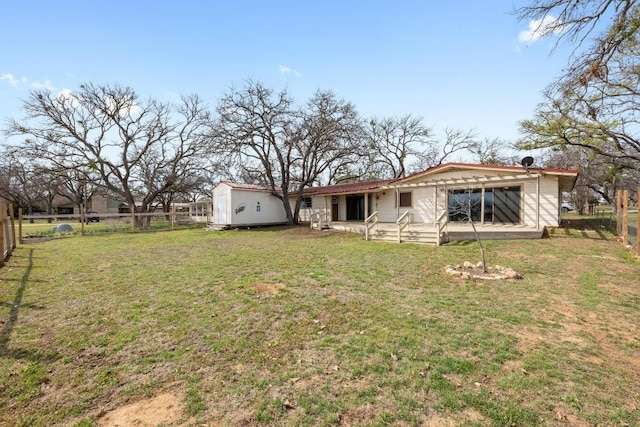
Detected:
left=171, top=204, right=175, bottom=230
left=638, top=189, right=640, bottom=257
left=131, top=211, right=136, bottom=233
left=3, top=204, right=11, bottom=257
left=0, top=203, right=6, bottom=268
left=616, top=190, right=623, bottom=236
left=18, top=208, right=23, bottom=244
left=622, top=190, right=629, bottom=246
left=9, top=203, right=16, bottom=250
left=80, top=204, right=85, bottom=236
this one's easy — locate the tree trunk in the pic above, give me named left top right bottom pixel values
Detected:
left=469, top=218, right=487, bottom=273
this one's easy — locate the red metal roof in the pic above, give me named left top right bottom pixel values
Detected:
left=302, top=178, right=397, bottom=196
left=218, top=182, right=282, bottom=191
left=300, top=162, right=579, bottom=196
left=397, top=162, right=579, bottom=183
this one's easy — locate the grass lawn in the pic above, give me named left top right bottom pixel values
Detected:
left=0, top=226, right=639, bottom=426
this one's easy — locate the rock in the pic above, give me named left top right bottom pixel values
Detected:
left=463, top=261, right=475, bottom=269
left=447, top=270, right=463, bottom=277
left=54, top=223, right=73, bottom=233
left=503, top=269, right=522, bottom=279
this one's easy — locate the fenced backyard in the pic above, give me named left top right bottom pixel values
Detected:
left=0, top=225, right=638, bottom=426
left=15, top=205, right=211, bottom=243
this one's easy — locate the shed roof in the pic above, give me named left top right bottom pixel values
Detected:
left=216, top=182, right=282, bottom=192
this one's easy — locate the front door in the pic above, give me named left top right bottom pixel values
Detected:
left=346, top=195, right=365, bottom=221
left=217, top=194, right=227, bottom=224
left=331, top=197, right=339, bottom=221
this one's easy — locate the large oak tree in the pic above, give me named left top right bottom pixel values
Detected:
left=6, top=83, right=211, bottom=225
left=212, top=81, right=362, bottom=224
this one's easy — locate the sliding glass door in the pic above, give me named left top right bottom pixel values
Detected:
left=448, top=186, right=521, bottom=224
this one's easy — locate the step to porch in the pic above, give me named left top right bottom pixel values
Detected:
left=369, top=229, right=441, bottom=245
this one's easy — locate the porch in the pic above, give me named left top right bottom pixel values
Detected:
left=310, top=214, right=544, bottom=245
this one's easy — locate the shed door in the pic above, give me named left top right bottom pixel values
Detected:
left=331, top=197, right=339, bottom=221
left=217, top=194, right=227, bottom=224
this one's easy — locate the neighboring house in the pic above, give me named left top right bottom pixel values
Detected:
left=299, top=162, right=579, bottom=244
left=211, top=182, right=287, bottom=227
left=55, top=194, right=125, bottom=215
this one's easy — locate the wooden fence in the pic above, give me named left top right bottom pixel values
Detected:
left=1, top=203, right=17, bottom=268
left=616, top=189, right=640, bottom=256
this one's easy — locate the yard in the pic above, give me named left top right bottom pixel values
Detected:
left=0, top=226, right=638, bottom=426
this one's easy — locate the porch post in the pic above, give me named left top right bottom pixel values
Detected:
left=434, top=184, right=438, bottom=221
left=536, top=175, right=540, bottom=230
left=364, top=192, right=369, bottom=221
left=480, top=185, right=485, bottom=226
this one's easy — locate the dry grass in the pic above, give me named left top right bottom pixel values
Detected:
left=0, top=226, right=638, bottom=426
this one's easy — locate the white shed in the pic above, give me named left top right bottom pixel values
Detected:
left=211, top=182, right=287, bottom=227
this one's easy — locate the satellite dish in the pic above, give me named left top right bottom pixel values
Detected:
left=520, top=156, right=534, bottom=170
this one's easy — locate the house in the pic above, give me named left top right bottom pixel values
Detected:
left=211, top=182, right=287, bottom=227
left=299, top=162, right=579, bottom=244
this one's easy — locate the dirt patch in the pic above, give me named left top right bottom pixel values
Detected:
left=254, top=282, right=286, bottom=296
left=98, top=383, right=187, bottom=427
left=445, top=262, right=522, bottom=280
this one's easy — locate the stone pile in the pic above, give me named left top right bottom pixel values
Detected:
left=445, top=261, right=522, bottom=280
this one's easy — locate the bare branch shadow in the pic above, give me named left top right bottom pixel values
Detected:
left=0, top=249, right=59, bottom=362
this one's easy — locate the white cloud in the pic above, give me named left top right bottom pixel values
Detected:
left=279, top=65, right=301, bottom=77
left=1, top=73, right=27, bottom=88
left=54, top=88, right=81, bottom=108
left=31, top=79, right=56, bottom=90
left=518, top=15, right=564, bottom=43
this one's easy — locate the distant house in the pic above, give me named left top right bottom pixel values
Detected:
left=208, top=163, right=579, bottom=243
left=211, top=182, right=287, bottom=227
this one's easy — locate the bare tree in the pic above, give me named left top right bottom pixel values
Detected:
left=518, top=43, right=640, bottom=170
left=514, top=0, right=640, bottom=86
left=364, top=115, right=434, bottom=178
left=468, top=137, right=519, bottom=165
left=0, top=146, right=52, bottom=217
left=212, top=81, right=362, bottom=224
left=5, top=83, right=211, bottom=227
left=448, top=189, right=487, bottom=272
left=413, top=127, right=478, bottom=172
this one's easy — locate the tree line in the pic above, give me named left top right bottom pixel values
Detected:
left=6, top=0, right=640, bottom=224
left=1, top=80, right=516, bottom=225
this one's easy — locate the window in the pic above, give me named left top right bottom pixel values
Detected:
left=301, top=197, right=312, bottom=208
left=448, top=186, right=521, bottom=224
left=399, top=191, right=412, bottom=207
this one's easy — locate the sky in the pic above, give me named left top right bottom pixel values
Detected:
left=0, top=1, right=574, bottom=150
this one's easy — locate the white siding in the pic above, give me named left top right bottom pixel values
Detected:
left=212, top=183, right=287, bottom=225
left=524, top=175, right=561, bottom=227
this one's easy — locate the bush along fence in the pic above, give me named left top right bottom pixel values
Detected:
left=616, top=189, right=640, bottom=256
left=1, top=203, right=17, bottom=268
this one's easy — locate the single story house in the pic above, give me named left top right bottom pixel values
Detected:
left=299, top=162, right=579, bottom=244
left=209, top=163, right=579, bottom=244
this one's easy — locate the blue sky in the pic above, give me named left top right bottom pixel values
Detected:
left=0, top=1, right=572, bottom=146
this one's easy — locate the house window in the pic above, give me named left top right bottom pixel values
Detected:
left=399, top=191, right=412, bottom=207
left=301, top=197, right=312, bottom=208
left=448, top=186, right=521, bottom=224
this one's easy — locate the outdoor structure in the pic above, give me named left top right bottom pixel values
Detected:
left=211, top=182, right=287, bottom=228
left=300, top=162, right=579, bottom=244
